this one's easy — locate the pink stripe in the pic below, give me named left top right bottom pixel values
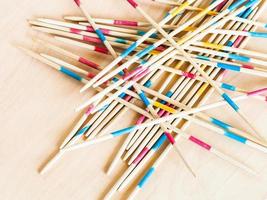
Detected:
left=114, top=20, right=138, bottom=27
left=79, top=57, right=99, bottom=69
left=100, top=28, right=110, bottom=35
left=123, top=66, right=146, bottom=80
left=86, top=26, right=94, bottom=32
left=132, top=68, right=150, bottom=81
left=233, top=36, right=245, bottom=48
left=85, top=105, right=94, bottom=115
left=182, top=71, right=196, bottom=79
left=70, top=28, right=81, bottom=34
left=222, top=70, right=228, bottom=78
left=189, top=136, right=211, bottom=150
left=127, top=0, right=138, bottom=8
left=133, top=147, right=149, bottom=164
left=165, top=132, right=175, bottom=144
left=74, top=0, right=80, bottom=6
left=216, top=0, right=227, bottom=12
left=136, top=115, right=146, bottom=125
left=83, top=35, right=101, bottom=43
left=158, top=109, right=165, bottom=116
left=124, top=95, right=132, bottom=102
left=241, top=64, right=254, bottom=69
left=94, top=46, right=109, bottom=54
left=247, top=88, right=267, bottom=96
left=86, top=26, right=110, bottom=35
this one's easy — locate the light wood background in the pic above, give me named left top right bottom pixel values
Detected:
left=0, top=0, right=267, bottom=199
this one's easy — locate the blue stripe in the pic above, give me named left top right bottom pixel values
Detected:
left=138, top=167, right=155, bottom=188
left=265, top=24, right=267, bottom=28
left=144, top=80, right=152, bottom=88
left=95, top=29, right=106, bottom=42
left=221, top=83, right=236, bottom=91
left=75, top=125, right=91, bottom=136
left=137, top=30, right=158, bottom=38
left=161, top=91, right=173, bottom=104
left=217, top=63, right=240, bottom=71
left=226, top=41, right=233, bottom=47
left=197, top=55, right=210, bottom=61
left=141, top=60, right=147, bottom=65
left=165, top=91, right=173, bottom=98
left=136, top=45, right=155, bottom=58
left=111, top=126, right=136, bottom=137
left=228, top=0, right=246, bottom=11
left=241, top=7, right=253, bottom=18
left=118, top=71, right=124, bottom=76
left=245, top=0, right=259, bottom=8
left=119, top=92, right=127, bottom=99
left=228, top=54, right=250, bottom=62
left=59, top=67, right=82, bottom=81
left=115, top=38, right=127, bottom=44
left=120, top=42, right=137, bottom=58
left=250, top=32, right=267, bottom=38
left=139, top=92, right=150, bottom=107
left=222, top=93, right=239, bottom=111
left=99, top=104, right=110, bottom=112
left=112, top=77, right=119, bottom=82
left=211, top=118, right=230, bottom=130
left=164, top=12, right=170, bottom=18
left=224, top=131, right=247, bottom=143
left=152, top=134, right=167, bottom=151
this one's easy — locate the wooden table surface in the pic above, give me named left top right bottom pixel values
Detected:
left=1, top=0, right=267, bottom=199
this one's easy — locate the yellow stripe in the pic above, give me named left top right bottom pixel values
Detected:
left=184, top=26, right=196, bottom=32
left=196, top=83, right=209, bottom=97
left=153, top=102, right=176, bottom=114
left=150, top=50, right=160, bottom=55
left=202, top=42, right=224, bottom=50
left=187, top=5, right=217, bottom=16
left=170, top=2, right=190, bottom=17
left=208, top=10, right=218, bottom=16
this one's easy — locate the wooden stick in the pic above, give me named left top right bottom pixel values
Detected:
left=79, top=0, right=197, bottom=92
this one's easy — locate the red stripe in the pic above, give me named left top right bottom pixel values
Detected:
left=114, top=20, right=138, bottom=27
left=182, top=71, right=196, bottom=79
left=247, top=88, right=267, bottom=96
left=94, top=46, right=109, bottom=54
left=70, top=28, right=81, bottom=34
left=100, top=28, right=110, bottom=35
left=241, top=64, right=254, bottom=69
left=79, top=57, right=99, bottom=69
left=86, top=26, right=110, bottom=35
left=83, top=35, right=101, bottom=43
left=216, top=0, right=227, bottom=12
left=189, top=136, right=211, bottom=150
left=87, top=73, right=95, bottom=79
left=86, top=26, right=94, bottom=32
left=165, top=132, right=175, bottom=144
left=155, top=46, right=166, bottom=52
left=74, top=0, right=80, bottom=6
left=127, top=0, right=138, bottom=8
